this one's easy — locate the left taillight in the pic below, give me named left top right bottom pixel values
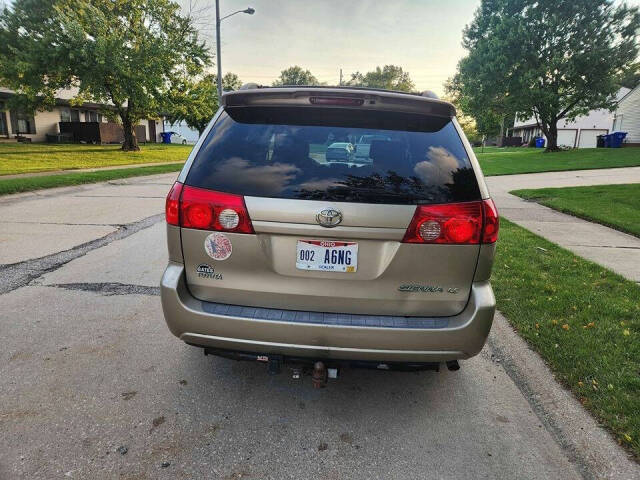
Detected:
left=165, top=182, right=254, bottom=234
left=165, top=181, right=183, bottom=226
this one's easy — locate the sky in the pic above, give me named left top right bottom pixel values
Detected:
left=184, top=0, right=639, bottom=96
left=182, top=0, right=483, bottom=96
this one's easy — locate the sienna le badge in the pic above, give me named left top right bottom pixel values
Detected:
left=204, top=232, right=232, bottom=261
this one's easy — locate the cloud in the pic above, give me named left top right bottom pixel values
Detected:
left=208, top=157, right=300, bottom=195
left=413, top=146, right=461, bottom=185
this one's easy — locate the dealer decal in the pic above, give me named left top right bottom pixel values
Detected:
left=196, top=264, right=223, bottom=280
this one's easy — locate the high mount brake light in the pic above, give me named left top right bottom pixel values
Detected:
left=164, top=182, right=254, bottom=234
left=309, top=97, right=365, bottom=107
left=402, top=200, right=499, bottom=244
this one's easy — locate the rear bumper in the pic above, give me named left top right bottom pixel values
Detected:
left=160, top=263, right=496, bottom=362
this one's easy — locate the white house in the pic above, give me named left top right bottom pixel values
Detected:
left=612, top=84, right=640, bottom=146
left=0, top=87, right=162, bottom=143
left=510, top=87, right=630, bottom=148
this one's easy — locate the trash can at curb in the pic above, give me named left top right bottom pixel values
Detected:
left=535, top=137, right=545, bottom=148
left=596, top=134, right=606, bottom=148
left=160, top=132, right=172, bottom=144
left=610, top=132, right=627, bottom=148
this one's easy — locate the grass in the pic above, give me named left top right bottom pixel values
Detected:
left=473, top=147, right=640, bottom=176
left=0, top=143, right=192, bottom=176
left=512, top=184, right=640, bottom=238
left=0, top=163, right=183, bottom=196
left=493, top=219, right=640, bottom=458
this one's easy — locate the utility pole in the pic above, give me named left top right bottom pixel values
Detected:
left=215, top=0, right=222, bottom=101
left=339, top=68, right=343, bottom=86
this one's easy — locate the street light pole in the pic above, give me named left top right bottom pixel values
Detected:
left=215, top=1, right=255, bottom=102
left=215, top=0, right=222, bottom=101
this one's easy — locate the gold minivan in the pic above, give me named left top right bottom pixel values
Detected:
left=161, top=86, right=498, bottom=373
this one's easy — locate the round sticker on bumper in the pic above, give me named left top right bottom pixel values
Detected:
left=204, top=232, right=232, bottom=261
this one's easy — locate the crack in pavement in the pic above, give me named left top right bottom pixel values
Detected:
left=0, top=213, right=164, bottom=295
left=47, top=282, right=160, bottom=296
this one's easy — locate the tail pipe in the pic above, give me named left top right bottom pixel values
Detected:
left=446, top=360, right=460, bottom=371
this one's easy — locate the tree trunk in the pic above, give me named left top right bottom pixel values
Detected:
left=121, top=113, right=139, bottom=151
left=544, top=121, right=560, bottom=152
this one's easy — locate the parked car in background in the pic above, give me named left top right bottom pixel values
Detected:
left=162, top=86, right=498, bottom=379
left=354, top=134, right=391, bottom=161
left=325, top=142, right=354, bottom=163
left=168, top=131, right=189, bottom=144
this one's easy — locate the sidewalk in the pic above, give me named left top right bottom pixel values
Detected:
left=0, top=161, right=184, bottom=180
left=486, top=167, right=640, bottom=282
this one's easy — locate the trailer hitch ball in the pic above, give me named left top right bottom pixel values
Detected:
left=312, top=361, right=327, bottom=388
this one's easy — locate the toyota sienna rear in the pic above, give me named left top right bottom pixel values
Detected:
left=161, top=86, right=498, bottom=373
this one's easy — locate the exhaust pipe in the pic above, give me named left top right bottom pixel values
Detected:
left=446, top=360, right=460, bottom=371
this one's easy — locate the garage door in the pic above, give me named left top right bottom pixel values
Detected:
left=578, top=129, right=607, bottom=148
left=557, top=129, right=577, bottom=148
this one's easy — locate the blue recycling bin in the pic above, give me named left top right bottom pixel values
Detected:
left=603, top=134, right=613, bottom=148
left=160, top=132, right=172, bottom=144
left=535, top=137, right=545, bottom=148
left=610, top=132, right=627, bottom=148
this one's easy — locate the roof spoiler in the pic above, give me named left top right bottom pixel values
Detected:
left=223, top=86, right=456, bottom=118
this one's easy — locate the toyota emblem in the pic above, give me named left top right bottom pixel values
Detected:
left=316, top=208, right=343, bottom=228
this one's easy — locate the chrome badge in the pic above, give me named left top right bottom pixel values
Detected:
left=316, top=208, right=343, bottom=228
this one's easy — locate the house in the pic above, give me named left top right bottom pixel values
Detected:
left=612, top=84, right=640, bottom=146
left=0, top=87, right=162, bottom=143
left=509, top=88, right=630, bottom=148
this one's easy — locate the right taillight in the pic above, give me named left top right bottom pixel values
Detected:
left=481, top=198, right=499, bottom=244
left=164, top=182, right=254, bottom=234
left=402, top=199, right=499, bottom=244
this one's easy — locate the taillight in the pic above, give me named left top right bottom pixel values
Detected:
left=309, top=96, right=365, bottom=106
left=402, top=199, right=499, bottom=244
left=179, top=185, right=254, bottom=233
left=165, top=182, right=254, bottom=233
left=165, top=181, right=183, bottom=226
left=482, top=198, right=499, bottom=243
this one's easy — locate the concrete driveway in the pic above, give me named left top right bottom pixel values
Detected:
left=0, top=173, right=636, bottom=479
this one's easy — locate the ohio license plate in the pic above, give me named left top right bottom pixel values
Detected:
left=296, top=240, right=358, bottom=273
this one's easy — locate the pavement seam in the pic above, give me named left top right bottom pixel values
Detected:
left=0, top=214, right=164, bottom=295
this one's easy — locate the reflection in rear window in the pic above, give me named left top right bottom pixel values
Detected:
left=185, top=107, right=480, bottom=205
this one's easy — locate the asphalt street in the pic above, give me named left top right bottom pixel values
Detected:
left=1, top=173, right=637, bottom=479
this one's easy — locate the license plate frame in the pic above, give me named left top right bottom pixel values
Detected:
left=296, top=240, right=358, bottom=273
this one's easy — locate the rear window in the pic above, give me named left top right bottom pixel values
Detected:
left=185, top=107, right=480, bottom=204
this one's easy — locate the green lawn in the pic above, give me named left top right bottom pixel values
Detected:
left=0, top=143, right=192, bottom=176
left=0, top=163, right=183, bottom=196
left=474, top=147, right=640, bottom=176
left=512, top=184, right=640, bottom=238
left=493, top=220, right=640, bottom=458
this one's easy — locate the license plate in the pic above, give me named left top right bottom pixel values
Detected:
left=296, top=240, right=358, bottom=273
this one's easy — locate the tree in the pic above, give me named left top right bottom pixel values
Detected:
left=0, top=0, right=209, bottom=151
left=453, top=0, right=639, bottom=151
left=272, top=66, right=322, bottom=86
left=165, top=73, right=241, bottom=136
left=346, top=65, right=415, bottom=92
left=616, top=62, right=640, bottom=90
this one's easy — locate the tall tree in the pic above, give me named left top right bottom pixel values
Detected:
left=453, top=0, right=639, bottom=151
left=272, top=66, right=322, bottom=86
left=347, top=65, right=415, bottom=92
left=166, top=73, right=241, bottom=136
left=0, top=0, right=209, bottom=150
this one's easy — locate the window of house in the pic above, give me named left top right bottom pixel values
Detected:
left=0, top=102, right=8, bottom=136
left=71, top=109, right=80, bottom=122
left=613, top=114, right=623, bottom=131
left=60, top=108, right=71, bottom=122
left=86, top=111, right=98, bottom=122
left=10, top=110, right=36, bottom=134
